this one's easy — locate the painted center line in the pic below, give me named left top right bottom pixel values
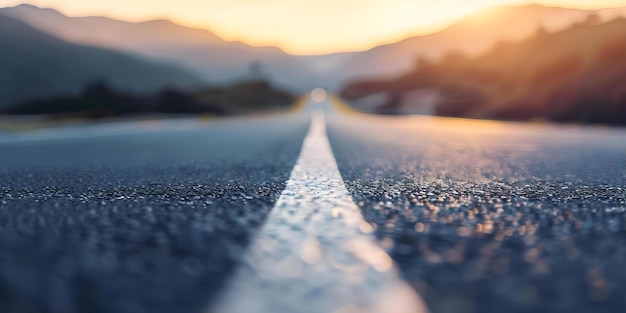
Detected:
left=212, top=107, right=427, bottom=313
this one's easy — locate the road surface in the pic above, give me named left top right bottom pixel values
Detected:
left=0, top=99, right=625, bottom=313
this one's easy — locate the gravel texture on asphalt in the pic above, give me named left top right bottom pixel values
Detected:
left=0, top=115, right=309, bottom=313
left=328, top=114, right=626, bottom=313
left=213, top=112, right=426, bottom=313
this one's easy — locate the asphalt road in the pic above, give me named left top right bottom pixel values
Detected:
left=0, top=114, right=309, bottom=313
left=1, top=101, right=626, bottom=313
left=327, top=113, right=626, bottom=313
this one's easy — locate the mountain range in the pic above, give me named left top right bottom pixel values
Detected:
left=340, top=17, right=626, bottom=124
left=0, top=4, right=318, bottom=91
left=0, top=12, right=202, bottom=108
left=1, top=3, right=625, bottom=102
left=333, top=5, right=594, bottom=81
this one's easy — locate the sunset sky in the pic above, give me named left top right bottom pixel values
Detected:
left=1, top=0, right=624, bottom=54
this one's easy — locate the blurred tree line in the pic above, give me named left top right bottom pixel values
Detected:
left=2, top=80, right=296, bottom=119
left=341, top=16, right=626, bottom=125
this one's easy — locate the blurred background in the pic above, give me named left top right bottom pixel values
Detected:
left=0, top=0, right=624, bottom=126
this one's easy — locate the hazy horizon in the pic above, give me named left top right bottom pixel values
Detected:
left=1, top=0, right=624, bottom=55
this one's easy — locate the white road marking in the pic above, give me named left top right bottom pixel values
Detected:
left=212, top=107, right=427, bottom=313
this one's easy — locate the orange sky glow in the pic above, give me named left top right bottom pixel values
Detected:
left=1, top=0, right=624, bottom=54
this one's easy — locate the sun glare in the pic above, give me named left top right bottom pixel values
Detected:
left=4, top=0, right=626, bottom=54
left=311, top=88, right=327, bottom=102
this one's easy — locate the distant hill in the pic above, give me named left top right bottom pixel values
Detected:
left=0, top=4, right=320, bottom=92
left=333, top=4, right=626, bottom=84
left=341, top=18, right=626, bottom=125
left=0, top=13, right=202, bottom=108
left=2, top=3, right=625, bottom=92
